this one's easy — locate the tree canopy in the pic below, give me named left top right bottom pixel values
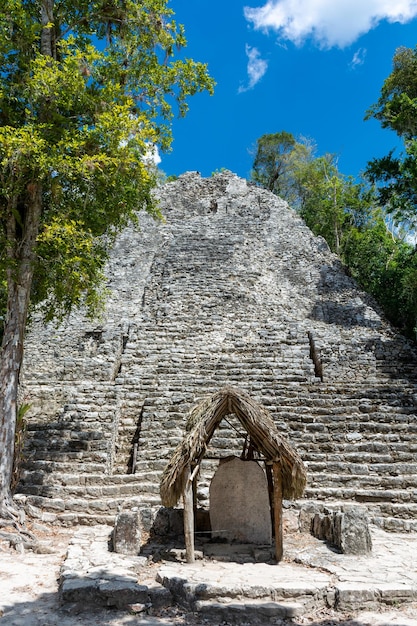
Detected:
left=0, top=0, right=214, bottom=321
left=365, top=45, right=417, bottom=230
left=0, top=0, right=214, bottom=520
left=366, top=46, right=417, bottom=139
left=250, top=133, right=374, bottom=252
left=251, top=131, right=297, bottom=195
left=250, top=131, right=417, bottom=339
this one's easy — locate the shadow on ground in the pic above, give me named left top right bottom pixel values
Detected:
left=1, top=589, right=416, bottom=626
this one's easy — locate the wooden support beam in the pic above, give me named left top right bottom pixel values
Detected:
left=183, top=464, right=195, bottom=563
left=132, top=443, right=138, bottom=474
left=273, top=461, right=283, bottom=562
left=265, top=462, right=275, bottom=534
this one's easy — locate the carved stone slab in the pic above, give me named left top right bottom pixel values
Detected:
left=209, top=457, right=272, bottom=545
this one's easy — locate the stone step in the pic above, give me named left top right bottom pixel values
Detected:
left=371, top=515, right=417, bottom=532
left=307, top=473, right=417, bottom=490
left=21, top=459, right=109, bottom=474
left=306, top=461, right=417, bottom=474
left=60, top=525, right=172, bottom=609
left=20, top=470, right=162, bottom=487
left=18, top=478, right=160, bottom=499
left=27, top=420, right=112, bottom=431
left=24, top=438, right=110, bottom=454
left=302, top=450, right=416, bottom=464
left=25, top=378, right=417, bottom=394
left=304, top=486, right=417, bottom=504
left=156, top=561, right=330, bottom=614
left=276, top=400, right=415, bottom=411
left=195, top=598, right=305, bottom=621
left=24, top=449, right=109, bottom=464
left=19, top=493, right=161, bottom=526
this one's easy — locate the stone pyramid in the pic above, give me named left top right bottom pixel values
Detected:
left=18, top=171, right=417, bottom=530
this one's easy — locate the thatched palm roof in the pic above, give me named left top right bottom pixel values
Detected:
left=160, top=386, right=307, bottom=508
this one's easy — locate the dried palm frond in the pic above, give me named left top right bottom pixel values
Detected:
left=160, top=386, right=306, bottom=507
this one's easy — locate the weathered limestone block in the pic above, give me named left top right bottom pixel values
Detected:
left=338, top=509, right=372, bottom=554
left=336, top=583, right=378, bottom=611
left=311, top=508, right=372, bottom=555
left=209, top=457, right=272, bottom=545
left=150, top=507, right=184, bottom=538
left=113, top=509, right=142, bottom=555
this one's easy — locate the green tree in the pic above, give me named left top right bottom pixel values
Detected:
left=366, top=46, right=417, bottom=139
left=251, top=131, right=297, bottom=195
left=0, top=0, right=214, bottom=523
left=365, top=46, right=417, bottom=229
left=250, top=131, right=417, bottom=335
left=363, top=44, right=417, bottom=335
left=366, top=145, right=417, bottom=230
left=250, top=132, right=374, bottom=255
left=298, top=157, right=374, bottom=255
left=343, top=215, right=417, bottom=336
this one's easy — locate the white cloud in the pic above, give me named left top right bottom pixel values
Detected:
left=244, top=0, right=417, bottom=48
left=144, top=143, right=161, bottom=166
left=350, top=47, right=367, bottom=68
left=239, top=45, right=269, bottom=93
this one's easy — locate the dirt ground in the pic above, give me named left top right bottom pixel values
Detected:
left=1, top=522, right=417, bottom=626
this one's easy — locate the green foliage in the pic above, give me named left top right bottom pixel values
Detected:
left=365, top=46, right=417, bottom=138
left=250, top=133, right=374, bottom=254
left=366, top=143, right=417, bottom=230
left=299, top=158, right=374, bottom=255
left=251, top=131, right=298, bottom=195
left=343, top=218, right=417, bottom=336
left=211, top=167, right=227, bottom=176
left=361, top=44, right=417, bottom=336
left=0, top=3, right=214, bottom=502
left=11, top=401, right=31, bottom=493
left=365, top=46, right=417, bottom=229
left=251, top=131, right=417, bottom=338
left=34, top=217, right=108, bottom=321
left=0, top=0, right=214, bottom=321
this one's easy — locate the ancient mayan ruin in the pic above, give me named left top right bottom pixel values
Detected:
left=17, top=170, right=417, bottom=532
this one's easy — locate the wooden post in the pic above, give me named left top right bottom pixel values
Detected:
left=191, top=463, right=199, bottom=523
left=183, top=464, right=195, bottom=563
left=273, top=461, right=283, bottom=562
left=132, top=443, right=138, bottom=474
left=265, top=462, right=275, bottom=533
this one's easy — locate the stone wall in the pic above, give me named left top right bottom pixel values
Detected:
left=17, top=171, right=417, bottom=530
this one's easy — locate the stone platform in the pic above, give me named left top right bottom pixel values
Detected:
left=59, top=525, right=417, bottom=622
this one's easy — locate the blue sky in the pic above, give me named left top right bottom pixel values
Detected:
left=160, top=0, right=417, bottom=182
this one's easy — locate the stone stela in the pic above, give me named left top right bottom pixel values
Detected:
left=210, top=457, right=272, bottom=545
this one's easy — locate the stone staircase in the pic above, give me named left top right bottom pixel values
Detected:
left=17, top=369, right=417, bottom=530
left=158, top=560, right=323, bottom=621
left=17, top=172, right=417, bottom=532
left=18, top=326, right=321, bottom=526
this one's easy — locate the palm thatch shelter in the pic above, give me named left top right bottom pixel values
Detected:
left=160, top=386, right=307, bottom=563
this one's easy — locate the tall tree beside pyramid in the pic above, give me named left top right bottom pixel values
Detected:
left=366, top=45, right=417, bottom=230
left=0, top=0, right=214, bottom=526
left=251, top=130, right=417, bottom=338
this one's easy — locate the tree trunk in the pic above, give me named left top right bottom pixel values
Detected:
left=0, top=1, right=53, bottom=523
left=40, top=0, right=56, bottom=59
left=0, top=184, right=42, bottom=518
